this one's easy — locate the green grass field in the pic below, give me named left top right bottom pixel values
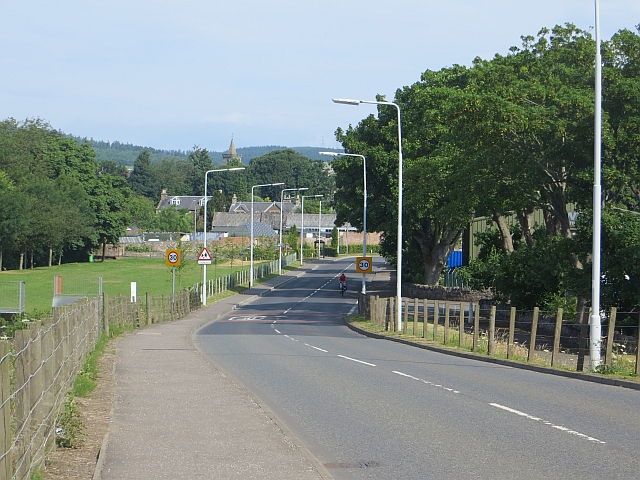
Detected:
left=0, top=257, right=268, bottom=314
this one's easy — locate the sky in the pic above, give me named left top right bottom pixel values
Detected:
left=1, top=1, right=638, bottom=153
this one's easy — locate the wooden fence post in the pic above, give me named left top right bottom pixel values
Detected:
left=413, top=298, right=418, bottom=336
left=488, top=306, right=496, bottom=356
left=422, top=299, right=428, bottom=339
left=473, top=303, right=479, bottom=352
left=29, top=322, right=45, bottom=469
left=459, top=304, right=465, bottom=347
left=13, top=328, right=31, bottom=480
left=605, top=307, right=617, bottom=366
left=391, top=298, right=397, bottom=332
left=528, top=307, right=539, bottom=363
left=507, top=307, right=516, bottom=359
left=433, top=300, right=439, bottom=342
left=636, top=315, right=640, bottom=376
left=403, top=299, right=408, bottom=334
left=103, top=293, right=110, bottom=336
left=551, top=308, right=563, bottom=367
left=444, top=301, right=450, bottom=345
left=0, top=340, right=12, bottom=480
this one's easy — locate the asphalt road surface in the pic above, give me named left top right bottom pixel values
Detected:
left=195, top=257, right=640, bottom=479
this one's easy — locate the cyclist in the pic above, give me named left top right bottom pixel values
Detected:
left=339, top=273, right=347, bottom=293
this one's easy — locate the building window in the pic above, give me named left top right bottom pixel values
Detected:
left=170, top=197, right=181, bottom=206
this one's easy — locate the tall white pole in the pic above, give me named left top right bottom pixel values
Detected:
left=362, top=155, right=368, bottom=294
left=250, top=185, right=256, bottom=287
left=333, top=98, right=403, bottom=331
left=202, top=167, right=245, bottom=304
left=318, top=200, right=322, bottom=259
left=249, top=182, right=284, bottom=287
left=301, top=195, right=305, bottom=265
left=320, top=152, right=368, bottom=294
left=279, top=188, right=307, bottom=275
left=590, top=0, right=603, bottom=369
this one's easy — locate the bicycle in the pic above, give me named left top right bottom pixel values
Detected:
left=339, top=281, right=347, bottom=296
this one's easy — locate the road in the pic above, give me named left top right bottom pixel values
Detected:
left=195, top=257, right=640, bottom=479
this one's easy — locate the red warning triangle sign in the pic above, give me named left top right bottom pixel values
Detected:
left=198, top=247, right=212, bottom=261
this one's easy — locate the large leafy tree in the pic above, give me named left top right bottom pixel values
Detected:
left=87, top=173, right=132, bottom=260
left=335, top=69, right=480, bottom=284
left=186, top=146, right=213, bottom=196
left=129, top=149, right=158, bottom=199
left=245, top=149, right=334, bottom=201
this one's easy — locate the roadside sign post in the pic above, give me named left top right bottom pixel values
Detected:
left=198, top=247, right=212, bottom=305
left=356, top=257, right=372, bottom=274
left=166, top=249, right=181, bottom=300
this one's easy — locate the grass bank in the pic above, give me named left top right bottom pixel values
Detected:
left=0, top=257, right=276, bottom=313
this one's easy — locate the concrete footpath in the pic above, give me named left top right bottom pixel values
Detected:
left=96, top=268, right=332, bottom=480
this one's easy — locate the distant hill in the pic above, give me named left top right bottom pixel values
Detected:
left=69, top=136, right=343, bottom=165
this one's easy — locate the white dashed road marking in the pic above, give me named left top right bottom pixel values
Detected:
left=489, top=403, right=606, bottom=444
left=393, top=371, right=460, bottom=394
left=337, top=355, right=377, bottom=367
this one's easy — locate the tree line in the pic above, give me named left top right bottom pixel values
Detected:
left=333, top=24, right=640, bottom=312
left=0, top=120, right=333, bottom=271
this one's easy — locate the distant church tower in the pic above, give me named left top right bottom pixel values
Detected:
left=222, top=137, right=242, bottom=164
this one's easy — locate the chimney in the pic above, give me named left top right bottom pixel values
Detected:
left=295, top=194, right=300, bottom=207
left=160, top=189, right=167, bottom=202
left=231, top=194, right=238, bottom=205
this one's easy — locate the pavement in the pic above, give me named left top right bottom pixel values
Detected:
left=95, top=264, right=332, bottom=480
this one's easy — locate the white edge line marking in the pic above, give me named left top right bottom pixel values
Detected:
left=489, top=403, right=606, bottom=444
left=274, top=329, right=281, bottom=334
left=337, top=355, right=376, bottom=367
left=348, top=305, right=357, bottom=315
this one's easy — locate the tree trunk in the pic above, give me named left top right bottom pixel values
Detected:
left=19, top=252, right=24, bottom=270
left=492, top=211, right=514, bottom=253
left=413, top=223, right=464, bottom=286
left=0, top=249, right=2, bottom=271
left=58, top=252, right=62, bottom=265
left=49, top=248, right=53, bottom=267
left=102, top=241, right=106, bottom=262
left=30, top=250, right=34, bottom=269
left=516, top=207, right=535, bottom=248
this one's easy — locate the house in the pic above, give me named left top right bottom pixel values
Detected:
left=156, top=189, right=211, bottom=214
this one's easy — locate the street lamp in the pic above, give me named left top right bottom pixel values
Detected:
left=320, top=151, right=368, bottom=294
left=333, top=97, right=403, bottom=331
left=591, top=0, right=603, bottom=369
left=279, top=187, right=308, bottom=275
left=251, top=182, right=284, bottom=287
left=203, top=167, right=245, bottom=305
left=301, top=194, right=322, bottom=265
left=318, top=200, right=323, bottom=259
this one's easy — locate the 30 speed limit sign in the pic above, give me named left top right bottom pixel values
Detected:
left=355, top=256, right=373, bottom=274
left=166, top=249, right=181, bottom=267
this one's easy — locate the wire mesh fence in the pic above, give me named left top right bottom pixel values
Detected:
left=0, top=281, right=25, bottom=314
left=0, top=288, right=194, bottom=480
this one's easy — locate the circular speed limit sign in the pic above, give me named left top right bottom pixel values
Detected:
left=356, top=256, right=373, bottom=274
left=166, top=249, right=181, bottom=267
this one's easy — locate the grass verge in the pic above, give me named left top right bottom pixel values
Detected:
left=346, top=314, right=639, bottom=382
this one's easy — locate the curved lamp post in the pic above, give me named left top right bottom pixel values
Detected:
left=320, top=152, right=367, bottom=294
left=202, top=167, right=245, bottom=305
left=301, top=194, right=322, bottom=265
left=591, top=0, right=603, bottom=369
left=333, top=97, right=403, bottom=330
left=279, top=187, right=308, bottom=274
left=251, top=182, right=284, bottom=287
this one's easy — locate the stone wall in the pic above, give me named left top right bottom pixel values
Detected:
left=401, top=283, right=493, bottom=302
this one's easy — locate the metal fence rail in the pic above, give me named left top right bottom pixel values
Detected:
left=0, top=281, right=25, bottom=314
